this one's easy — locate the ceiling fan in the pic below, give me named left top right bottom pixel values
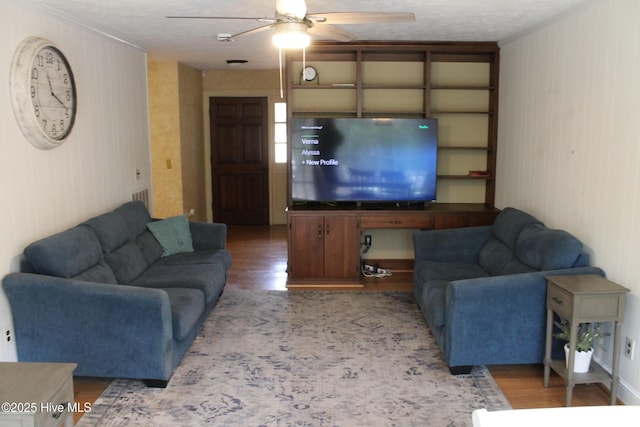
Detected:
left=167, top=0, right=415, bottom=49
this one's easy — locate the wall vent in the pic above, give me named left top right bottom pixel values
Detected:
left=131, top=188, right=149, bottom=208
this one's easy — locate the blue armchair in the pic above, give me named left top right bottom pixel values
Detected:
left=413, top=207, right=604, bottom=374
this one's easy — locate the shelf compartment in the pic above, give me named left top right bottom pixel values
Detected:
left=431, top=62, right=490, bottom=86
left=292, top=88, right=356, bottom=113
left=362, top=61, right=425, bottom=86
left=434, top=114, right=489, bottom=148
left=437, top=150, right=488, bottom=176
left=435, top=179, right=487, bottom=203
left=430, top=89, right=490, bottom=113
left=362, top=88, right=424, bottom=114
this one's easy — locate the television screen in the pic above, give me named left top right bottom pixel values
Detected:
left=291, top=118, right=438, bottom=203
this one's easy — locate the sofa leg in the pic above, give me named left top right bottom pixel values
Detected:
left=143, top=379, right=169, bottom=388
left=449, top=365, right=473, bottom=375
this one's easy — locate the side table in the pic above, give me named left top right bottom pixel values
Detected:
left=0, top=362, right=77, bottom=427
left=543, top=274, right=629, bottom=406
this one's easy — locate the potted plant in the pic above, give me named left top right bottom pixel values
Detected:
left=554, top=319, right=607, bottom=373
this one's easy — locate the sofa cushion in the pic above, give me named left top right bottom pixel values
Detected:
left=136, top=230, right=164, bottom=265
left=418, top=280, right=449, bottom=328
left=163, top=288, right=205, bottom=340
left=477, top=238, right=515, bottom=276
left=147, top=215, right=194, bottom=257
left=24, top=226, right=104, bottom=278
left=83, top=212, right=131, bottom=254
left=414, top=260, right=489, bottom=283
left=492, top=207, right=542, bottom=249
left=104, top=241, right=149, bottom=284
left=152, top=248, right=233, bottom=270
left=515, top=223, right=583, bottom=270
left=133, top=263, right=226, bottom=305
left=477, top=238, right=537, bottom=276
left=72, top=261, right=118, bottom=284
left=114, top=201, right=152, bottom=238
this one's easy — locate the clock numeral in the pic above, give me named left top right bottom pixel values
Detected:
left=34, top=105, right=40, bottom=118
left=63, top=73, right=69, bottom=85
left=30, top=85, right=36, bottom=98
left=31, top=67, right=39, bottom=80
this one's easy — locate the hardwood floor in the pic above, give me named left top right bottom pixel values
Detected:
left=73, top=225, right=613, bottom=423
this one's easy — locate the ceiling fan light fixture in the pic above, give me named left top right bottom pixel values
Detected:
left=272, top=22, right=311, bottom=49
left=275, top=0, right=307, bottom=20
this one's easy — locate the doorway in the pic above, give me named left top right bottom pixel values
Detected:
left=210, top=97, right=269, bottom=225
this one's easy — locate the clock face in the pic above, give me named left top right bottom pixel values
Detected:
left=10, top=37, right=77, bottom=149
left=29, top=45, right=77, bottom=141
left=303, top=66, right=317, bottom=81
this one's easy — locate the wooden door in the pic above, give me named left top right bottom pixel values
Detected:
left=210, top=97, right=269, bottom=225
left=323, top=215, right=359, bottom=280
left=288, top=215, right=325, bottom=279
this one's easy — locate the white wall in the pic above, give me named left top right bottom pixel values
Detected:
left=0, top=1, right=152, bottom=360
left=498, top=0, right=640, bottom=404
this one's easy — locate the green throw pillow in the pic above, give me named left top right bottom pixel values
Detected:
left=147, top=215, right=194, bottom=257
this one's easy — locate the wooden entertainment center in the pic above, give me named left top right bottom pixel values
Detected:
left=285, top=42, right=500, bottom=286
left=287, top=204, right=499, bottom=286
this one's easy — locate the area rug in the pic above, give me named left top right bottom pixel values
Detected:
left=77, top=289, right=510, bottom=426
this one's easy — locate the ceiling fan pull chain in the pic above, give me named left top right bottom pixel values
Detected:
left=278, top=47, right=284, bottom=99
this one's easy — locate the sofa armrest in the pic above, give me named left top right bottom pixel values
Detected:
left=413, top=225, right=492, bottom=263
left=2, top=272, right=174, bottom=380
left=189, top=221, right=227, bottom=251
left=444, top=266, right=605, bottom=367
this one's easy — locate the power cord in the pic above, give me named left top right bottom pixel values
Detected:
left=361, top=263, right=392, bottom=278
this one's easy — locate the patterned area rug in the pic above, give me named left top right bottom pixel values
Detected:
left=77, top=289, right=510, bottom=426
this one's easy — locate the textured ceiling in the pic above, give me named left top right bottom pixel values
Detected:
left=19, top=0, right=594, bottom=69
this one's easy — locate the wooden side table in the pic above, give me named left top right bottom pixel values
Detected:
left=0, top=362, right=77, bottom=427
left=543, top=274, right=629, bottom=406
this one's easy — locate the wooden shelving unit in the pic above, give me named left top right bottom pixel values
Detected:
left=284, top=42, right=500, bottom=283
left=286, top=41, right=500, bottom=207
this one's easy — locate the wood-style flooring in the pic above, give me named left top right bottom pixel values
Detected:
left=73, top=225, right=613, bottom=423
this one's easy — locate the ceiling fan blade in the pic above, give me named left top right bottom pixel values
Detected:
left=230, top=24, right=276, bottom=39
left=307, top=12, right=415, bottom=25
left=166, top=16, right=276, bottom=23
left=308, top=24, right=356, bottom=42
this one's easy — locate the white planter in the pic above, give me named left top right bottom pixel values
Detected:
left=564, top=343, right=593, bottom=373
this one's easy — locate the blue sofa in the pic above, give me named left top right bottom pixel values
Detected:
left=3, top=201, right=231, bottom=387
left=413, top=207, right=604, bottom=374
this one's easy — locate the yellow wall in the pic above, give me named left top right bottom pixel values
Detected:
left=178, top=63, right=206, bottom=221
left=148, top=61, right=205, bottom=219
left=148, top=61, right=182, bottom=217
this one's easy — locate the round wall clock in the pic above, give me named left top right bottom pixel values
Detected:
left=303, top=65, right=317, bottom=81
left=10, top=37, right=77, bottom=150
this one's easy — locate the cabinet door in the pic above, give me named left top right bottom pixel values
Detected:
left=288, top=215, right=325, bottom=279
left=323, top=215, right=359, bottom=280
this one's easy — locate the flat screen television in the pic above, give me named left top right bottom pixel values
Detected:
left=290, top=117, right=438, bottom=205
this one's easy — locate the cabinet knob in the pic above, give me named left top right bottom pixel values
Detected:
left=552, top=296, right=564, bottom=306
left=326, top=223, right=330, bottom=236
left=317, top=224, right=322, bottom=238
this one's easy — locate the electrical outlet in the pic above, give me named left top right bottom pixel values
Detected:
left=624, top=337, right=635, bottom=360
left=5, top=330, right=11, bottom=343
